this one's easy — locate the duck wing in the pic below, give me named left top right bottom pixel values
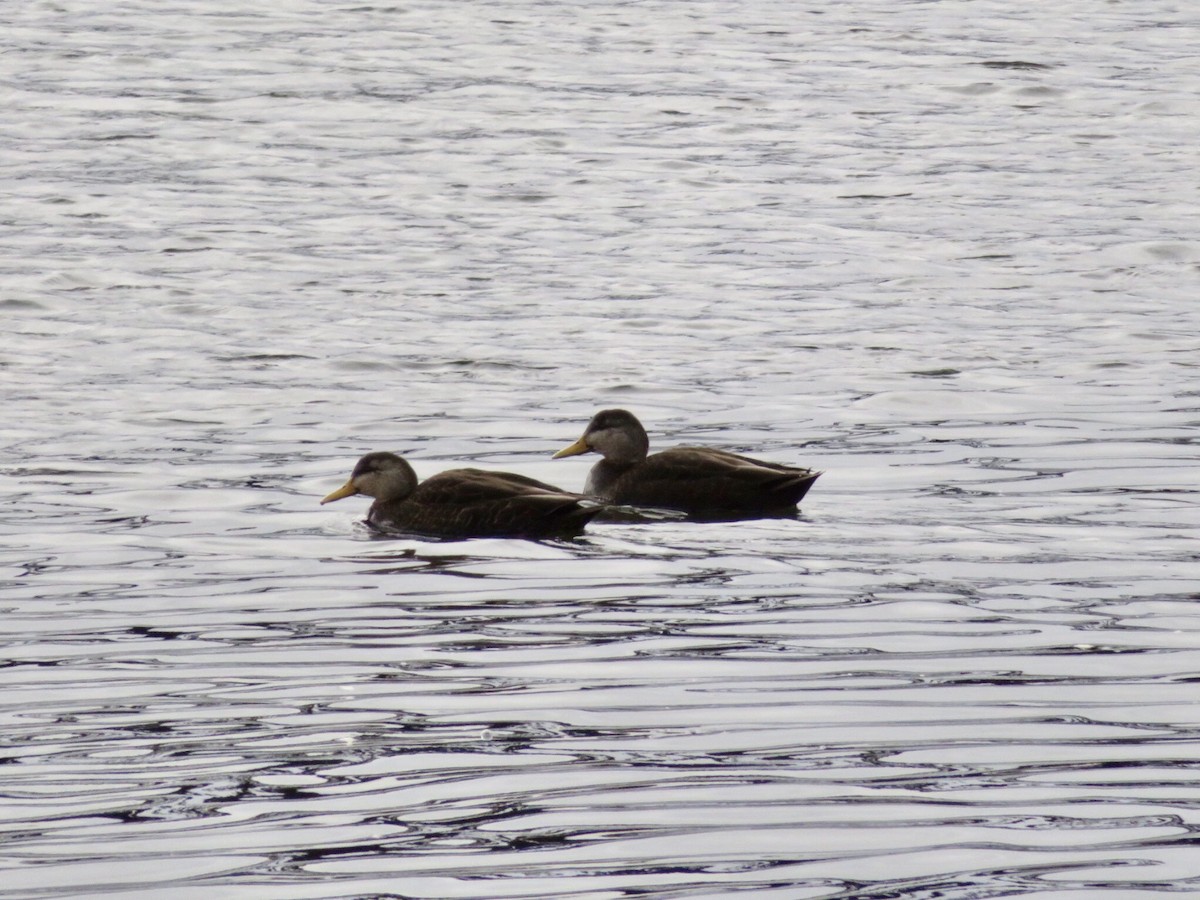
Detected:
left=375, top=468, right=600, bottom=538
left=607, top=447, right=820, bottom=516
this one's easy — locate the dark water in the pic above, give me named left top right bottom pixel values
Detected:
left=4, top=1, right=1200, bottom=897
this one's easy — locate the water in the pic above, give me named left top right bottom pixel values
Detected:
left=4, top=1, right=1200, bottom=897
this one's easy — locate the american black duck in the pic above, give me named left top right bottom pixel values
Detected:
left=321, top=451, right=601, bottom=539
left=553, top=409, right=821, bottom=520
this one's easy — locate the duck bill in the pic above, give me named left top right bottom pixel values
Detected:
left=552, top=436, right=591, bottom=459
left=320, top=481, right=359, bottom=504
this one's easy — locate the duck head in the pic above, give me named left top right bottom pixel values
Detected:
left=321, top=451, right=419, bottom=505
left=553, top=408, right=649, bottom=466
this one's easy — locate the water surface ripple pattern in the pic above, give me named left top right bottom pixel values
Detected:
left=3, top=1, right=1199, bottom=898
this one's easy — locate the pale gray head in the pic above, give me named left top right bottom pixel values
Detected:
left=554, top=408, right=650, bottom=466
left=321, top=451, right=419, bottom=505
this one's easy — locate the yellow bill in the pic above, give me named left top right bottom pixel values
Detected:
left=320, top=481, right=359, bottom=504
left=552, top=436, right=591, bottom=459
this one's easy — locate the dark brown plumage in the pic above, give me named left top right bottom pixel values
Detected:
left=553, top=409, right=821, bottom=520
left=321, top=451, right=601, bottom=539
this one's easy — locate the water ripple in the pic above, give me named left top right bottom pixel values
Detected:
left=4, top=0, right=1200, bottom=897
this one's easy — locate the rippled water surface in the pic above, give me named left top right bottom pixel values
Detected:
left=4, top=1, right=1200, bottom=897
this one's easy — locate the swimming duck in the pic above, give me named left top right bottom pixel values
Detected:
left=321, top=451, right=601, bottom=539
left=553, top=409, right=821, bottom=520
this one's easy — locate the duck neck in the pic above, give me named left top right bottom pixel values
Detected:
left=585, top=458, right=634, bottom=496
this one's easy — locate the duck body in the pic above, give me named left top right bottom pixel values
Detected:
left=322, top=452, right=600, bottom=539
left=555, top=409, right=820, bottom=521
left=587, top=446, right=821, bottom=519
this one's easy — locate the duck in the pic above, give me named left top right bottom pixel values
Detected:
left=321, top=451, right=601, bottom=539
left=553, top=409, right=821, bottom=520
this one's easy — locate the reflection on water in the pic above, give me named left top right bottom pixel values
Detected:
left=4, top=0, right=1200, bottom=897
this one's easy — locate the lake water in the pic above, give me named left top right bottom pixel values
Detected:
left=4, top=1, right=1200, bottom=897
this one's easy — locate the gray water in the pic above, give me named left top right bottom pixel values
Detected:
left=4, top=1, right=1200, bottom=897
